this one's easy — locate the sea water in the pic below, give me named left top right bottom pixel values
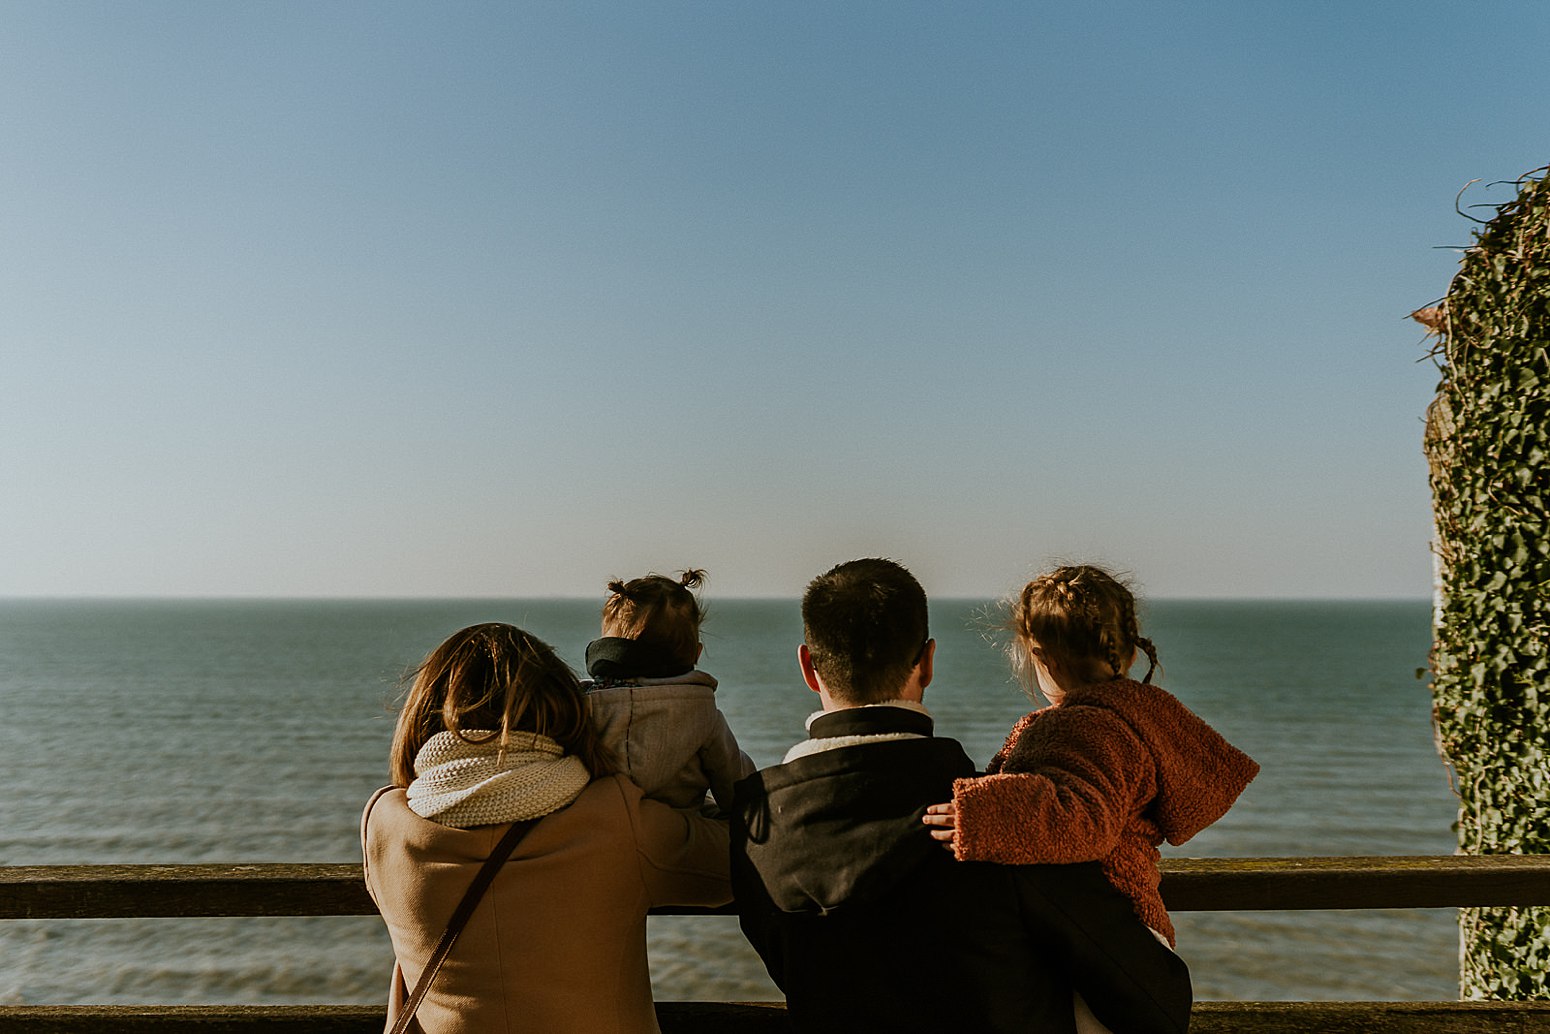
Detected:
left=0, top=598, right=1454, bottom=1004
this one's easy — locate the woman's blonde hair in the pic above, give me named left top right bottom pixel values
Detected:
left=1009, top=565, right=1159, bottom=693
left=600, top=569, right=707, bottom=670
left=389, top=623, right=614, bottom=788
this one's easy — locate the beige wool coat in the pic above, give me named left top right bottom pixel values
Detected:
left=362, top=775, right=732, bottom=1034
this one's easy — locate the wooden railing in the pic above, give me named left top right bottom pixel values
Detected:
left=5, top=857, right=1550, bottom=1032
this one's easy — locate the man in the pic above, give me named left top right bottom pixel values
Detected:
left=731, top=558, right=1192, bottom=1033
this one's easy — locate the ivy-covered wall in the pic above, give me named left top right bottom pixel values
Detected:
left=1421, top=167, right=1550, bottom=999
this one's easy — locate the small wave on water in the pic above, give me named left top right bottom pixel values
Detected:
left=0, top=918, right=390, bottom=1006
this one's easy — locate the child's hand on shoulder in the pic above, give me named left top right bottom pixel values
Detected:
left=922, top=801, right=957, bottom=851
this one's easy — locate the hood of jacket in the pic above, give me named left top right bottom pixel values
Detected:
left=584, top=636, right=695, bottom=680
left=1065, top=678, right=1259, bottom=845
left=733, top=726, right=977, bottom=915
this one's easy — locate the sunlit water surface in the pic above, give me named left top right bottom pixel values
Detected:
left=0, top=598, right=1453, bottom=1004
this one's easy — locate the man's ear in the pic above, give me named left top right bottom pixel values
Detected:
left=798, top=644, right=823, bottom=694
left=917, top=638, right=936, bottom=691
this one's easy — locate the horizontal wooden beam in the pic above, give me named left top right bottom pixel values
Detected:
left=1158, top=855, right=1550, bottom=912
left=1190, top=1001, right=1550, bottom=1033
left=0, top=865, right=377, bottom=920
left=0, top=1006, right=381, bottom=1034
left=2, top=1002, right=1550, bottom=1034
left=0, top=1004, right=783, bottom=1034
left=4, top=856, right=1550, bottom=920
left=0, top=863, right=742, bottom=920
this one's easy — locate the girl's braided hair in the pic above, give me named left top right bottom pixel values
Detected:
left=600, top=569, right=707, bottom=669
left=1009, top=564, right=1158, bottom=693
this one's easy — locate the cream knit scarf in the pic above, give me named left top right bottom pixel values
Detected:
left=407, top=730, right=591, bottom=828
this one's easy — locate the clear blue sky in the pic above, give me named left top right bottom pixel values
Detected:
left=3, top=2, right=1545, bottom=599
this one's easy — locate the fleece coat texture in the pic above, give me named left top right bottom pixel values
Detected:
left=952, top=678, right=1259, bottom=946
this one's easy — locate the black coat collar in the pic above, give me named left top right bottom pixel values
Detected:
left=807, top=705, right=934, bottom=741
left=584, top=637, right=693, bottom=680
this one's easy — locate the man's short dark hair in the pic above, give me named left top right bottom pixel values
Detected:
left=801, top=558, right=929, bottom=705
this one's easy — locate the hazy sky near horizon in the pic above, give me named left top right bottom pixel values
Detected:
left=3, top=2, right=1546, bottom=600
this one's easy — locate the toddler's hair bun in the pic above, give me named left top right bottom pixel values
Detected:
left=606, top=578, right=630, bottom=597
left=679, top=569, right=707, bottom=589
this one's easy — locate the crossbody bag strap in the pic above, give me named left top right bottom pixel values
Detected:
left=389, top=817, right=538, bottom=1034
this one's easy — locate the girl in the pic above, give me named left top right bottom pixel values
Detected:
left=923, top=564, right=1258, bottom=948
left=584, top=569, right=754, bottom=812
left=362, top=623, right=732, bottom=1034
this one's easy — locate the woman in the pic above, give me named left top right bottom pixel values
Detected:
left=362, top=623, right=732, bottom=1033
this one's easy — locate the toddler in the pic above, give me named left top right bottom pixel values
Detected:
left=583, top=569, right=754, bottom=812
left=924, top=564, right=1258, bottom=948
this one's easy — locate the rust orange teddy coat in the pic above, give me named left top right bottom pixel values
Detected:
left=952, top=678, right=1258, bottom=945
